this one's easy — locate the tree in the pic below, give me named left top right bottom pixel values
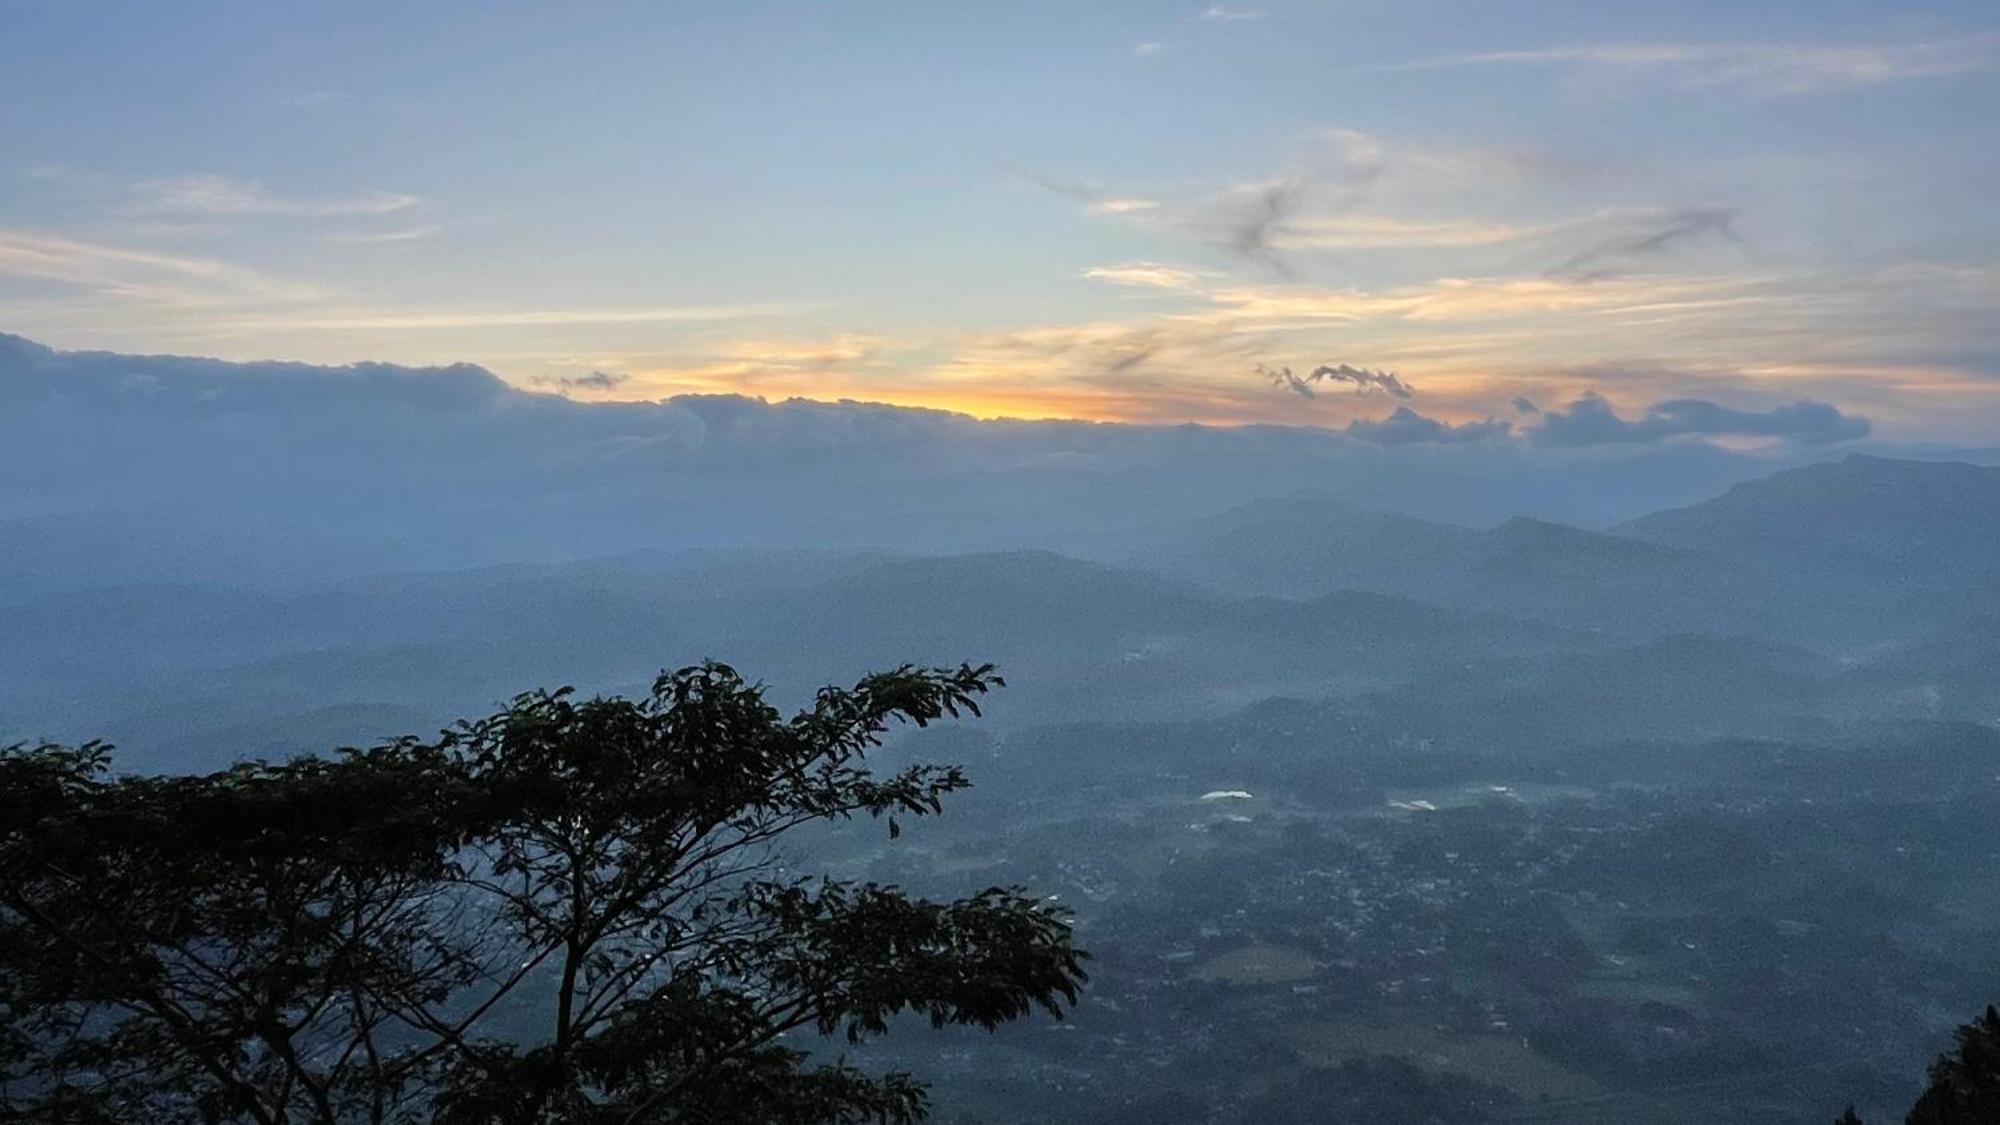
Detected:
left=1905, top=1005, right=2000, bottom=1125
left=1, top=662, right=1086, bottom=1124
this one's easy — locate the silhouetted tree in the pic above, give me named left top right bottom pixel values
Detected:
left=1, top=662, right=1085, bottom=1124
left=1905, top=1005, right=2000, bottom=1125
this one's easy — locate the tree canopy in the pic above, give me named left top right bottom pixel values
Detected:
left=0, top=661, right=1086, bottom=1124
left=1829, top=1004, right=2000, bottom=1124
left=1903, top=1005, right=2000, bottom=1125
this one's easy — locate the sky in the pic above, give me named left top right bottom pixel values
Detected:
left=2, top=0, right=1997, bottom=439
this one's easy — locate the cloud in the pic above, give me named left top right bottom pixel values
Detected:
left=284, top=90, right=347, bottom=108
left=1083, top=263, right=1206, bottom=291
left=205, top=305, right=795, bottom=332
left=1020, top=128, right=1568, bottom=270
left=1548, top=207, right=1743, bottom=280
left=1393, top=34, right=2000, bottom=95
left=1005, top=167, right=1160, bottom=216
left=533, top=369, right=630, bottom=393
left=323, top=224, right=444, bottom=245
left=0, top=330, right=1934, bottom=594
left=128, top=175, right=421, bottom=218
left=1528, top=392, right=1871, bottom=447
left=1166, top=131, right=1388, bottom=272
left=606, top=335, right=893, bottom=400
left=1511, top=396, right=1541, bottom=415
left=1276, top=214, right=1539, bottom=250
left=1198, top=5, right=1264, bottom=20
left=1201, top=177, right=1305, bottom=274
left=20, top=162, right=107, bottom=186
left=1261, top=363, right=1414, bottom=400
left=0, top=229, right=321, bottom=307
left=0, top=331, right=1819, bottom=510
left=1206, top=274, right=1738, bottom=324
left=1132, top=41, right=1168, bottom=57
left=1018, top=166, right=1303, bottom=270
left=1345, top=406, right=1510, bottom=445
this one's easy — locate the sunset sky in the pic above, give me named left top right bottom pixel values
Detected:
left=3, top=1, right=1997, bottom=438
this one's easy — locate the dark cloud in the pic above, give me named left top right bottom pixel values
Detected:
left=1549, top=206, right=1743, bottom=279
left=1015, top=130, right=1391, bottom=276
left=1002, top=165, right=1164, bottom=220
left=1004, top=165, right=1106, bottom=208
left=1528, top=392, right=1871, bottom=447
left=1346, top=406, right=1511, bottom=446
left=534, top=369, right=629, bottom=392
left=1196, top=137, right=1379, bottom=272
left=1262, top=363, right=1414, bottom=400
left=1104, top=348, right=1155, bottom=375
left=1511, top=396, right=1541, bottom=415
left=1214, top=178, right=1304, bottom=274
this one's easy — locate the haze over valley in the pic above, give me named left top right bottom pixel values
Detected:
left=6, top=4, right=2000, bottom=1121
left=6, top=333, right=2000, bottom=1122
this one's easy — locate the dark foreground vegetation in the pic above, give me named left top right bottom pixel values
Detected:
left=0, top=663, right=1084, bottom=1123
left=7, top=666, right=2000, bottom=1123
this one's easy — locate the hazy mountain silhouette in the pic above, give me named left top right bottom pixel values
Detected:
left=1101, top=496, right=1771, bottom=637
left=1622, top=454, right=2000, bottom=579
left=1622, top=455, right=2000, bottom=642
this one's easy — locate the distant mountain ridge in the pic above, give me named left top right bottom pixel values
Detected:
left=1620, top=454, right=2000, bottom=576
left=1090, top=454, right=2000, bottom=647
left=1621, top=454, right=2000, bottom=642
left=0, top=546, right=1597, bottom=768
left=1100, top=494, right=1772, bottom=638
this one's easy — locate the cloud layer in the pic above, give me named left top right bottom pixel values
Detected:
left=1526, top=392, right=1872, bottom=447
left=1395, top=33, right=2000, bottom=95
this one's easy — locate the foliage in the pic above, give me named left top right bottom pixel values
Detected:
left=1904, top=1005, right=2000, bottom=1125
left=1828, top=1004, right=2000, bottom=1124
left=0, top=662, right=1085, bottom=1124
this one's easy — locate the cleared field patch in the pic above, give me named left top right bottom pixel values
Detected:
left=1194, top=943, right=1318, bottom=985
left=1286, top=1014, right=1611, bottom=1104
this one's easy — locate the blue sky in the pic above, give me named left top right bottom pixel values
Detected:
left=2, top=1, right=1996, bottom=436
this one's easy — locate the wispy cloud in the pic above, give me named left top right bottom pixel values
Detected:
left=1392, top=33, right=2000, bottom=95
left=0, top=229, right=321, bottom=307
left=1277, top=214, right=1539, bottom=250
left=1005, top=166, right=1160, bottom=215
left=606, top=335, right=893, bottom=399
left=20, top=162, right=107, bottom=186
left=1203, top=274, right=1753, bottom=324
left=210, top=305, right=798, bottom=332
left=1131, top=41, right=1168, bottom=58
left=128, top=175, right=421, bottom=218
left=1547, top=207, right=1743, bottom=280
left=1198, top=5, right=1264, bottom=21
left=1083, top=263, right=1207, bottom=291
left=517, top=257, right=1999, bottom=433
left=323, top=224, right=445, bottom=245
left=1205, top=178, right=1304, bottom=274
left=1045, top=129, right=1394, bottom=274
